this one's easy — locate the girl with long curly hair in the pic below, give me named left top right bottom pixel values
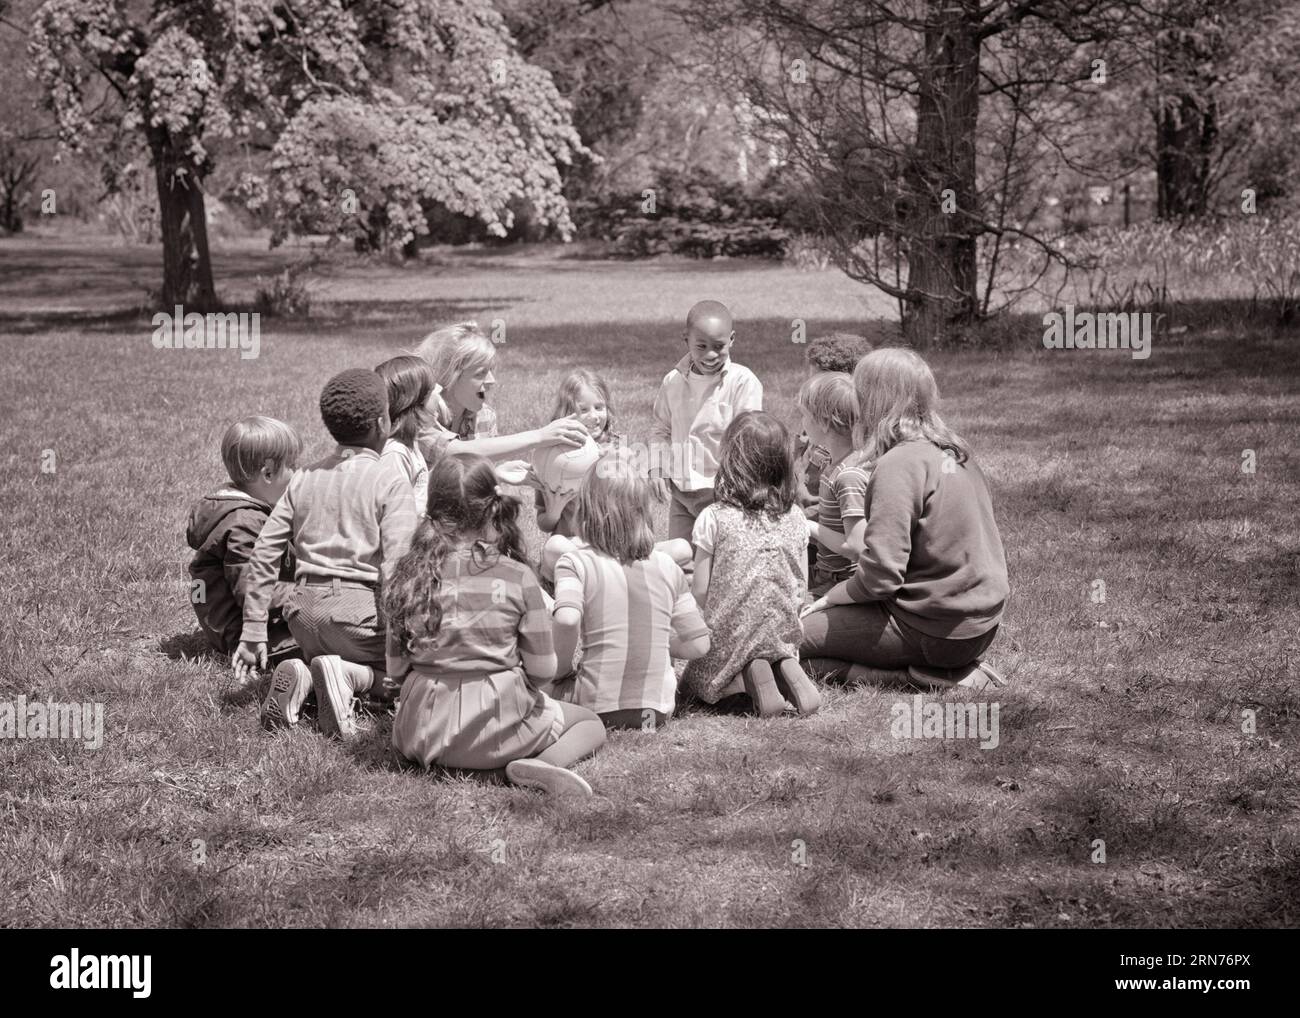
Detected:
left=384, top=453, right=605, bottom=797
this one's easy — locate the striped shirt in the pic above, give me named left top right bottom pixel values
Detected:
left=553, top=547, right=708, bottom=715
left=382, top=439, right=429, bottom=512
left=240, top=445, right=417, bottom=645
left=386, top=544, right=555, bottom=681
left=815, top=456, right=870, bottom=578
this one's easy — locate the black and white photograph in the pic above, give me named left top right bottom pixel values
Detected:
left=0, top=0, right=1296, bottom=964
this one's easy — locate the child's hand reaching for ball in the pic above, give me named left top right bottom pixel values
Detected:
left=538, top=414, right=588, bottom=449
left=232, top=641, right=266, bottom=684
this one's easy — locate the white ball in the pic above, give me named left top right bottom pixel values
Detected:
left=531, top=435, right=601, bottom=505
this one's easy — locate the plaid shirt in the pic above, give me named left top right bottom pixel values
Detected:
left=417, top=404, right=498, bottom=466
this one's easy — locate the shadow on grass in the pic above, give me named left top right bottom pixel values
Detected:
left=158, top=630, right=213, bottom=662
left=0, top=308, right=152, bottom=335
left=0, top=298, right=521, bottom=337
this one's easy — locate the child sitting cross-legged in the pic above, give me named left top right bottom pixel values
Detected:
left=548, top=460, right=710, bottom=731
left=386, top=454, right=606, bottom=797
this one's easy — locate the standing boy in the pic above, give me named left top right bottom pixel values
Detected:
left=649, top=300, right=762, bottom=544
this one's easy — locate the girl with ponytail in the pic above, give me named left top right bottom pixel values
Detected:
left=385, top=454, right=605, bottom=797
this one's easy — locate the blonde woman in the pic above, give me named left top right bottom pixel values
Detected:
left=412, top=322, right=587, bottom=474
left=799, top=348, right=1009, bottom=691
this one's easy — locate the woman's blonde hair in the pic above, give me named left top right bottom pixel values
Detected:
left=851, top=348, right=970, bottom=465
left=575, top=457, right=658, bottom=563
left=413, top=322, right=498, bottom=427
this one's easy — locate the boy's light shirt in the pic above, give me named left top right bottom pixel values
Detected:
left=238, top=445, right=417, bottom=645
left=650, top=352, right=763, bottom=490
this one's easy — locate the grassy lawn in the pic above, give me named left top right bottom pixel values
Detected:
left=1, top=235, right=1297, bottom=928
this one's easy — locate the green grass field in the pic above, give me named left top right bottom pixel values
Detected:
left=1, top=235, right=1297, bottom=927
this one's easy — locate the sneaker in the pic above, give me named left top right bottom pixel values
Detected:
left=774, top=658, right=821, bottom=715
left=311, top=656, right=373, bottom=740
left=908, top=660, right=1008, bottom=693
left=742, top=659, right=787, bottom=718
left=962, top=661, right=1008, bottom=691
left=262, top=659, right=311, bottom=729
left=505, top=758, right=593, bottom=798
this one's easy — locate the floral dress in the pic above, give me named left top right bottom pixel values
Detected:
left=683, top=502, right=809, bottom=702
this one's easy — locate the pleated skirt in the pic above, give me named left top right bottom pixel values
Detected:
left=392, top=665, right=564, bottom=771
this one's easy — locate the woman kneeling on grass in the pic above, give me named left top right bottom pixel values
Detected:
left=799, top=348, right=1009, bottom=691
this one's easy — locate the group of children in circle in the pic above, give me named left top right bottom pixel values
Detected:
left=188, top=299, right=1008, bottom=799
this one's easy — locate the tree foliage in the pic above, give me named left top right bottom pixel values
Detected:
left=680, top=1, right=1139, bottom=343
left=28, top=0, right=589, bottom=304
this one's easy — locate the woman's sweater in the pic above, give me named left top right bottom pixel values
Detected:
left=846, top=440, right=1008, bottom=639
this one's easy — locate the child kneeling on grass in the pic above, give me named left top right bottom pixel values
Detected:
left=385, top=454, right=605, bottom=798
left=548, top=461, right=710, bottom=730
left=187, top=415, right=302, bottom=665
left=799, top=348, right=1009, bottom=692
left=682, top=411, right=821, bottom=717
left=233, top=369, right=418, bottom=737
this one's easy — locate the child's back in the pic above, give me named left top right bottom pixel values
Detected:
left=682, top=501, right=807, bottom=703
left=391, top=543, right=561, bottom=769
left=236, top=372, right=417, bottom=735
left=681, top=410, right=816, bottom=714
left=387, top=453, right=606, bottom=797
left=269, top=447, right=415, bottom=586
left=552, top=545, right=706, bottom=722
left=811, top=455, right=869, bottom=590
left=191, top=414, right=302, bottom=661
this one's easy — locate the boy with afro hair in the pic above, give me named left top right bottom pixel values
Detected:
left=234, top=369, right=418, bottom=740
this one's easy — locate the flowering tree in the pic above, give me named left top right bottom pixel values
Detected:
left=29, top=0, right=588, bottom=308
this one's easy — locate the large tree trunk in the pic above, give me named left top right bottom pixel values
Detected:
left=0, top=189, right=23, bottom=233
left=1156, top=93, right=1216, bottom=221
left=151, top=136, right=217, bottom=310
left=1154, top=12, right=1222, bottom=222
left=903, top=0, right=980, bottom=347
left=0, top=145, right=36, bottom=234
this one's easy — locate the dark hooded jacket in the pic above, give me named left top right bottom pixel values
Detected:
left=186, top=488, right=296, bottom=655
